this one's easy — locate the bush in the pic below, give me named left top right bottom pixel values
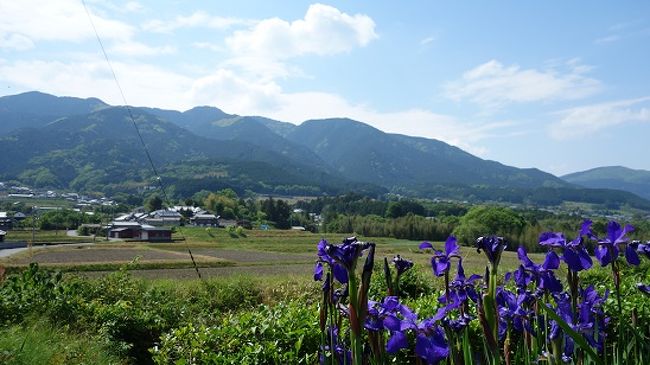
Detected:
left=151, top=302, right=319, bottom=364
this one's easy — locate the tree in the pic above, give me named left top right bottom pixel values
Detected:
left=145, top=194, right=163, bottom=212
left=452, top=205, right=526, bottom=246
left=260, top=197, right=291, bottom=229
left=204, top=191, right=239, bottom=219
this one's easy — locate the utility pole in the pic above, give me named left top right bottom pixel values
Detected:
left=30, top=206, right=37, bottom=259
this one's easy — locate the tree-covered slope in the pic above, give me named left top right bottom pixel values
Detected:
left=286, top=118, right=569, bottom=189
left=562, top=166, right=650, bottom=200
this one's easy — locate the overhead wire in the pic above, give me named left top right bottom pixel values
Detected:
left=81, top=0, right=202, bottom=279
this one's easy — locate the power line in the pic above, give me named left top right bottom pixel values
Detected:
left=81, top=0, right=202, bottom=279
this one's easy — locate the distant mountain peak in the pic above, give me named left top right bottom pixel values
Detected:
left=562, top=165, right=650, bottom=200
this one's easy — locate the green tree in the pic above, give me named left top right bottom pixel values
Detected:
left=453, top=205, right=526, bottom=246
left=145, top=194, right=163, bottom=212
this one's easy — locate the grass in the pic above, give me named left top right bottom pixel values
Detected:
left=0, top=197, right=77, bottom=209
left=1, top=226, right=545, bottom=281
left=0, top=319, right=122, bottom=365
left=161, top=226, right=540, bottom=276
left=3, top=229, right=105, bottom=243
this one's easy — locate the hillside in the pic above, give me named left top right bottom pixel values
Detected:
left=285, top=118, right=568, bottom=189
left=1, top=91, right=650, bottom=210
left=562, top=166, right=650, bottom=200
left=0, top=105, right=363, bottom=196
left=0, top=91, right=108, bottom=135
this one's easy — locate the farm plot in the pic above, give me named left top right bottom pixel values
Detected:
left=81, top=263, right=315, bottom=280
left=157, top=247, right=314, bottom=264
left=11, top=247, right=192, bottom=264
left=1, top=245, right=231, bottom=273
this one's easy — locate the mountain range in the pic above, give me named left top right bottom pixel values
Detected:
left=562, top=166, right=650, bottom=201
left=1, top=91, right=649, bottom=210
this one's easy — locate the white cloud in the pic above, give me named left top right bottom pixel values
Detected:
left=594, top=35, right=620, bottom=44
left=110, top=41, right=176, bottom=56
left=189, top=69, right=283, bottom=111
left=0, top=33, right=34, bottom=51
left=444, top=59, right=602, bottom=110
left=142, top=11, right=254, bottom=33
left=0, top=0, right=134, bottom=45
left=226, top=3, right=378, bottom=59
left=263, top=92, right=509, bottom=155
left=0, top=58, right=194, bottom=110
left=124, top=1, right=143, bottom=13
left=419, top=35, right=436, bottom=46
left=191, top=42, right=224, bottom=52
left=549, top=97, right=650, bottom=140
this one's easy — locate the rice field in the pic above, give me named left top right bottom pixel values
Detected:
left=0, top=227, right=544, bottom=280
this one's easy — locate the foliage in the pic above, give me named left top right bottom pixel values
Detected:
left=38, top=209, right=100, bottom=230
left=325, top=213, right=454, bottom=241
left=453, top=205, right=526, bottom=245
left=260, top=197, right=291, bottom=229
left=0, top=320, right=121, bottom=365
left=151, top=302, right=319, bottom=364
left=145, top=194, right=163, bottom=212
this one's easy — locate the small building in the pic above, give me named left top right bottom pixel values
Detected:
left=13, top=212, right=26, bottom=221
left=108, top=221, right=143, bottom=239
left=191, top=214, right=219, bottom=227
left=107, top=221, right=171, bottom=242
left=143, top=209, right=182, bottom=226
left=0, top=212, right=12, bottom=231
left=140, top=225, right=172, bottom=241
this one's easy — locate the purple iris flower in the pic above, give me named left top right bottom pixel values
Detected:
left=392, top=255, right=414, bottom=276
left=387, top=315, right=449, bottom=365
left=384, top=301, right=451, bottom=365
left=516, top=247, right=563, bottom=293
left=637, top=241, right=650, bottom=259
left=365, top=296, right=416, bottom=332
left=549, top=288, right=609, bottom=358
left=319, top=325, right=351, bottom=365
left=439, top=260, right=481, bottom=305
left=420, top=235, right=460, bottom=277
left=315, top=237, right=371, bottom=284
left=442, top=313, right=473, bottom=333
left=638, top=283, right=650, bottom=295
left=594, top=221, right=639, bottom=267
left=539, top=219, right=593, bottom=271
left=476, top=235, right=507, bottom=267
left=413, top=321, right=450, bottom=365
left=496, top=287, right=534, bottom=339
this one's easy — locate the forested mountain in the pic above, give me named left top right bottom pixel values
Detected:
left=0, top=103, right=361, bottom=196
left=285, top=118, right=567, bottom=189
left=1, top=91, right=649, bottom=210
left=562, top=166, right=650, bottom=200
left=0, top=91, right=107, bottom=135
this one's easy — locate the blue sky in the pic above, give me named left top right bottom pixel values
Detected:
left=1, top=1, right=649, bottom=175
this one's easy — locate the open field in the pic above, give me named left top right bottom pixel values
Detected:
left=2, top=229, right=105, bottom=243
left=0, top=226, right=545, bottom=280
left=0, top=197, right=77, bottom=209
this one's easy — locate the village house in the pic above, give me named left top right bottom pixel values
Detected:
left=142, top=209, right=182, bottom=226
left=0, top=212, right=12, bottom=231
left=107, top=221, right=172, bottom=242
left=191, top=213, right=219, bottom=226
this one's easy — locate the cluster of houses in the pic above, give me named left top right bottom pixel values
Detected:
left=106, top=206, right=220, bottom=242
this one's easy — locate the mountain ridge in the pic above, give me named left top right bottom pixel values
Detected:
left=1, top=91, right=649, bottom=210
left=562, top=166, right=650, bottom=200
